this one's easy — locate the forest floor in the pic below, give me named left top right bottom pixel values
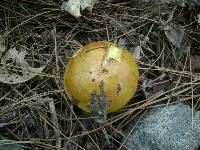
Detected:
left=0, top=0, right=200, bottom=149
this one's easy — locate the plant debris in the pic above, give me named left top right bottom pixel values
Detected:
left=0, top=35, right=6, bottom=58
left=88, top=80, right=110, bottom=124
left=0, top=0, right=200, bottom=149
left=0, top=47, right=46, bottom=84
left=0, top=36, right=47, bottom=84
left=164, top=24, right=184, bottom=49
left=61, top=0, right=97, bottom=18
left=191, top=55, right=200, bottom=72
left=142, top=74, right=174, bottom=99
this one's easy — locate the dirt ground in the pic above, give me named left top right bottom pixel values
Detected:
left=0, top=0, right=200, bottom=149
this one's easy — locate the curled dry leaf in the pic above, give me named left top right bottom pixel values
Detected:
left=0, top=41, right=46, bottom=84
left=142, top=74, right=174, bottom=99
left=61, top=0, right=97, bottom=18
left=164, top=24, right=184, bottom=49
left=191, top=55, right=200, bottom=72
left=134, top=45, right=143, bottom=60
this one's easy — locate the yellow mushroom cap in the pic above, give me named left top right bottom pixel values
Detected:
left=64, top=41, right=139, bottom=113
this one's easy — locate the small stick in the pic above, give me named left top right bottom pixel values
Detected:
left=49, top=99, right=61, bottom=149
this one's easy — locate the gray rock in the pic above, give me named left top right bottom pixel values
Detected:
left=122, top=102, right=200, bottom=150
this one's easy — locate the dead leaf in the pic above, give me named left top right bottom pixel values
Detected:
left=81, top=0, right=96, bottom=12
left=164, top=24, right=184, bottom=49
left=0, top=36, right=47, bottom=84
left=61, top=0, right=97, bottom=18
left=114, top=38, right=127, bottom=48
left=191, top=55, right=200, bottom=72
left=134, top=45, right=143, bottom=60
left=142, top=74, right=174, bottom=99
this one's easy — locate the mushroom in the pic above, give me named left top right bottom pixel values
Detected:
left=64, top=41, right=139, bottom=113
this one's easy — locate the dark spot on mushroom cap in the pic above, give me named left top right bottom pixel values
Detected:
left=90, top=71, right=92, bottom=74
left=92, top=79, right=95, bottom=82
left=102, top=69, right=108, bottom=74
left=116, top=83, right=122, bottom=95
